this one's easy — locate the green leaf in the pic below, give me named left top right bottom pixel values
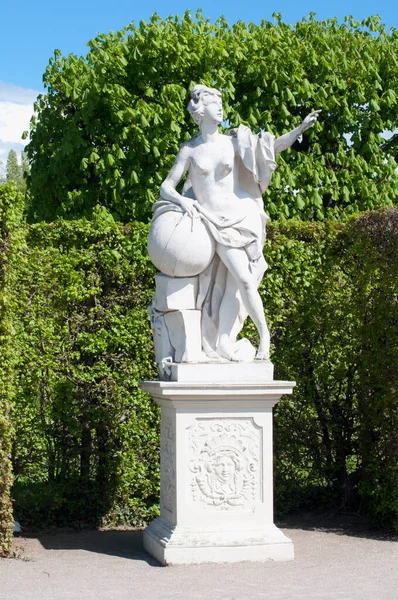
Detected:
left=89, top=152, right=100, bottom=163
left=370, top=98, right=380, bottom=112
left=130, top=170, right=139, bottom=184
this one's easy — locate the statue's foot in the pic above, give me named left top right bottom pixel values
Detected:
left=202, top=350, right=228, bottom=363
left=255, top=351, right=271, bottom=361
left=256, top=338, right=270, bottom=361
left=216, top=341, right=245, bottom=362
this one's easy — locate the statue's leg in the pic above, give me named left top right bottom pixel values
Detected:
left=216, top=244, right=270, bottom=361
left=217, top=270, right=242, bottom=360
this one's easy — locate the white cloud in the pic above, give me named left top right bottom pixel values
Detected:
left=0, top=101, right=34, bottom=145
left=0, top=81, right=40, bottom=159
left=0, top=81, right=40, bottom=105
left=0, top=141, right=25, bottom=157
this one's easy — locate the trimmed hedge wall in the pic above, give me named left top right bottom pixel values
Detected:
left=0, top=184, right=25, bottom=555
left=263, top=211, right=398, bottom=524
left=11, top=213, right=160, bottom=528
left=0, top=202, right=397, bottom=551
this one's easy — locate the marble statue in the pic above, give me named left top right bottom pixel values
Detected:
left=148, top=84, right=320, bottom=375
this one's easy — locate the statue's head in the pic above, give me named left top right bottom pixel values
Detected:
left=187, top=84, right=222, bottom=126
left=206, top=448, right=241, bottom=482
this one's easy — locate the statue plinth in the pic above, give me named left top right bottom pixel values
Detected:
left=140, top=364, right=295, bottom=565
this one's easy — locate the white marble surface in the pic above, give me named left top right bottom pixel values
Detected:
left=147, top=85, right=320, bottom=372
left=163, top=310, right=202, bottom=363
left=147, top=211, right=215, bottom=278
left=152, top=274, right=198, bottom=311
left=140, top=377, right=295, bottom=565
left=148, top=85, right=319, bottom=378
left=168, top=361, right=274, bottom=382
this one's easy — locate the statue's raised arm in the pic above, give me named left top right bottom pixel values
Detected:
left=274, top=109, right=321, bottom=154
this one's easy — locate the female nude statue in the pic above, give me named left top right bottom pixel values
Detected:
left=151, top=85, right=320, bottom=362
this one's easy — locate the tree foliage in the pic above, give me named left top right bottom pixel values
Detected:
left=26, top=12, right=398, bottom=223
left=5, top=150, right=27, bottom=192
left=6, top=150, right=20, bottom=184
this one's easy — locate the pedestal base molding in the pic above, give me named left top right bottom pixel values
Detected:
left=144, top=517, right=294, bottom=565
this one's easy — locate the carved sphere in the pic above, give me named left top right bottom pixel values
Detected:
left=148, top=211, right=215, bottom=277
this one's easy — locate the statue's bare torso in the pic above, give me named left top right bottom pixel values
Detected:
left=182, top=134, right=256, bottom=221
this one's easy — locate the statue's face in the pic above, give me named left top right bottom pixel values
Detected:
left=213, top=456, right=235, bottom=483
left=201, top=91, right=223, bottom=124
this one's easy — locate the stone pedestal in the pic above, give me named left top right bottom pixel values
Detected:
left=140, top=364, right=295, bottom=565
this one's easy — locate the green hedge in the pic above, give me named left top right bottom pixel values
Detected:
left=2, top=206, right=397, bottom=536
left=10, top=211, right=160, bottom=527
left=0, top=184, right=25, bottom=555
left=261, top=212, right=398, bottom=527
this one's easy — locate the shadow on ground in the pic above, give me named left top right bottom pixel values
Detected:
left=22, top=529, right=162, bottom=566
left=277, top=511, right=398, bottom=542
left=16, top=510, right=398, bottom=566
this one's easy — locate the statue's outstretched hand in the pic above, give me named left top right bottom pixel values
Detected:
left=301, top=110, right=321, bottom=132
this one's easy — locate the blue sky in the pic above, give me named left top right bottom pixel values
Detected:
left=0, top=0, right=396, bottom=162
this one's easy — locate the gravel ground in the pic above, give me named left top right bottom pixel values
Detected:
left=1, top=513, right=397, bottom=600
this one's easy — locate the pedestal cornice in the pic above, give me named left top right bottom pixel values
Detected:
left=140, top=380, right=295, bottom=408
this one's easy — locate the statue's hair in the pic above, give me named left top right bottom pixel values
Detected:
left=187, top=84, right=222, bottom=125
